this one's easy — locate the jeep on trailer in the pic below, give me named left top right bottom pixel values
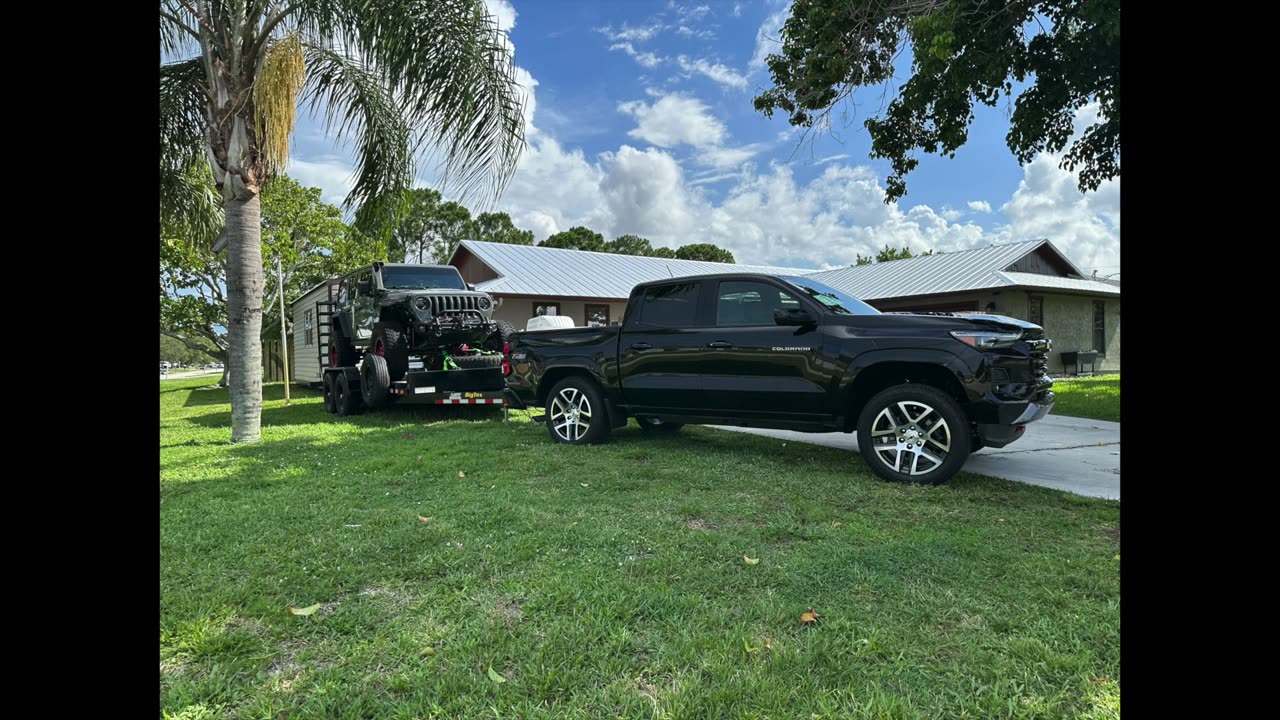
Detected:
left=505, top=273, right=1055, bottom=486
left=321, top=262, right=516, bottom=415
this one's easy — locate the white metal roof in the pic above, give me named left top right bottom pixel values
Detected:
left=457, top=240, right=816, bottom=299
left=997, top=271, right=1121, bottom=296
left=805, top=240, right=1048, bottom=300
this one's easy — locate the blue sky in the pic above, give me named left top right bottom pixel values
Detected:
left=286, top=0, right=1119, bottom=275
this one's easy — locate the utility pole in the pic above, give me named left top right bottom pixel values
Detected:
left=276, top=255, right=291, bottom=405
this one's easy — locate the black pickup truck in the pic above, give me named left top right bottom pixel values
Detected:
left=505, top=273, right=1054, bottom=485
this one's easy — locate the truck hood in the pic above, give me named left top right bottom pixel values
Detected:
left=829, top=311, right=1045, bottom=339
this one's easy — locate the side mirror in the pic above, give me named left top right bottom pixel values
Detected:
left=467, top=283, right=476, bottom=291
left=357, top=280, right=370, bottom=294
left=774, top=308, right=816, bottom=326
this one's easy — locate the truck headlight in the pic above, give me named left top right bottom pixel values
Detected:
left=413, top=297, right=430, bottom=311
left=950, top=330, right=1021, bottom=349
left=478, top=296, right=492, bottom=310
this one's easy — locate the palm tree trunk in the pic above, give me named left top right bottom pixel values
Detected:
left=224, top=194, right=264, bottom=443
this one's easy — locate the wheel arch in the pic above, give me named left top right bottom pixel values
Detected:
left=843, top=352, right=971, bottom=431
left=536, top=363, right=605, bottom=408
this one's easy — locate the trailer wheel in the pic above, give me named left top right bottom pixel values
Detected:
left=335, top=371, right=362, bottom=416
left=322, top=373, right=337, bottom=414
left=372, top=322, right=409, bottom=381
left=361, top=352, right=391, bottom=408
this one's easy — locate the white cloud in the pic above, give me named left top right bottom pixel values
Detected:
left=609, top=42, right=665, bottom=68
left=751, top=1, right=792, bottom=70
left=595, top=23, right=664, bottom=42
left=483, top=0, right=516, bottom=34
left=618, top=94, right=728, bottom=148
left=814, top=153, right=849, bottom=165
left=940, top=207, right=964, bottom=222
left=967, top=200, right=992, bottom=213
left=675, top=55, right=747, bottom=89
left=676, top=26, right=715, bottom=39
left=286, top=156, right=355, bottom=206
left=733, top=3, right=744, bottom=17
left=996, top=153, right=1120, bottom=274
left=697, top=144, right=764, bottom=169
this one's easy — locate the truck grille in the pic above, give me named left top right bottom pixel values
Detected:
left=1030, top=350, right=1048, bottom=378
left=428, top=295, right=481, bottom=314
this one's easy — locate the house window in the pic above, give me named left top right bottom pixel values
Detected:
left=1093, top=300, right=1106, bottom=354
left=1029, top=295, right=1044, bottom=327
left=532, top=301, right=561, bottom=318
left=584, top=303, right=610, bottom=327
left=303, top=309, right=315, bottom=346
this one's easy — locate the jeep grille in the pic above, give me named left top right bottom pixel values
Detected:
left=427, top=295, right=481, bottom=315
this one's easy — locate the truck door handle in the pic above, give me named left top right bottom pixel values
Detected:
left=707, top=341, right=733, bottom=349
left=630, top=342, right=652, bottom=351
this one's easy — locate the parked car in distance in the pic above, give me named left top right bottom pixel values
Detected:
left=506, top=273, right=1054, bottom=486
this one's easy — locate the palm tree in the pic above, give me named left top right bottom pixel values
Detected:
left=159, top=0, right=526, bottom=442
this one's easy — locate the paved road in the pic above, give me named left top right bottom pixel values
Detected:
left=161, top=369, right=221, bottom=380
left=711, top=414, right=1120, bottom=500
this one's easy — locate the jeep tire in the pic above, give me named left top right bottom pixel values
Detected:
left=452, top=353, right=503, bottom=370
left=372, top=321, right=410, bottom=380
left=335, top=371, right=362, bottom=416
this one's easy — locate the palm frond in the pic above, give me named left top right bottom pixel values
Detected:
left=160, top=57, right=222, bottom=246
left=301, top=44, right=414, bottom=210
left=159, top=0, right=201, bottom=58
left=293, top=0, right=526, bottom=207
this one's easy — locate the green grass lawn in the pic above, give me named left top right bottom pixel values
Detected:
left=161, top=377, right=1120, bottom=719
left=1050, top=375, right=1120, bottom=423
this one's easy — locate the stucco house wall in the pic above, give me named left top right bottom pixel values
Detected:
left=491, top=298, right=630, bottom=332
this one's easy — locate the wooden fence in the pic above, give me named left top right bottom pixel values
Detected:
left=262, top=337, right=295, bottom=383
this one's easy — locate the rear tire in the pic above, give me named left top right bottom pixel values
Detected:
left=484, top=320, right=516, bottom=352
left=636, top=417, right=683, bottom=433
left=322, top=373, right=337, bottom=414
left=335, top=372, right=362, bottom=416
left=330, top=324, right=360, bottom=368
left=545, top=377, right=610, bottom=445
left=372, top=321, right=410, bottom=380
left=361, top=353, right=391, bottom=408
left=856, top=384, right=970, bottom=485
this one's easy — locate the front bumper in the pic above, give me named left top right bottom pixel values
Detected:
left=975, top=390, right=1055, bottom=448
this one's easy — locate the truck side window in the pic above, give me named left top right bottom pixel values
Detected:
left=337, top=278, right=350, bottom=305
left=639, top=282, right=701, bottom=328
left=716, top=281, right=801, bottom=327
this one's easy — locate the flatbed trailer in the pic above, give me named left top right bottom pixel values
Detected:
left=322, top=363, right=510, bottom=417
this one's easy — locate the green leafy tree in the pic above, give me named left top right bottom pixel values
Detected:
left=541, top=226, right=606, bottom=252
left=753, top=0, right=1120, bottom=201
left=473, top=212, right=534, bottom=246
left=649, top=246, right=678, bottom=259
left=676, top=243, right=735, bottom=263
left=854, top=244, right=934, bottom=265
left=160, top=0, right=525, bottom=442
left=161, top=175, right=384, bottom=386
left=605, top=234, right=656, bottom=256
left=426, top=201, right=473, bottom=264
left=161, top=333, right=217, bottom=367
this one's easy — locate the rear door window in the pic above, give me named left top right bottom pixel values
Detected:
left=638, top=282, right=702, bottom=328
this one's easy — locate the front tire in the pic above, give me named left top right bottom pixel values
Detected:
left=330, top=324, right=360, bottom=368
left=372, top=321, right=410, bottom=381
left=856, top=384, right=970, bottom=485
left=484, top=320, right=516, bottom=352
left=545, top=377, right=610, bottom=445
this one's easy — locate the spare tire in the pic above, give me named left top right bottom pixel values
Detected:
left=451, top=353, right=503, bottom=370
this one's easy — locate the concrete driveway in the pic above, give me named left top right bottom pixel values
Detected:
left=711, top=414, right=1120, bottom=500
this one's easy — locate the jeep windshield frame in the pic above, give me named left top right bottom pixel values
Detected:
left=380, top=265, right=467, bottom=290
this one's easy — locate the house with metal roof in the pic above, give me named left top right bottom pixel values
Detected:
left=448, top=237, right=1119, bottom=374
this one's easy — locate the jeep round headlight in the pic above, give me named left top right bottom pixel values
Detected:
left=478, top=296, right=492, bottom=310
left=413, top=297, right=429, bottom=311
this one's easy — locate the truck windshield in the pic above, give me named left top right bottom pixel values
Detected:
left=381, top=266, right=466, bottom=290
left=780, top=277, right=881, bottom=315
